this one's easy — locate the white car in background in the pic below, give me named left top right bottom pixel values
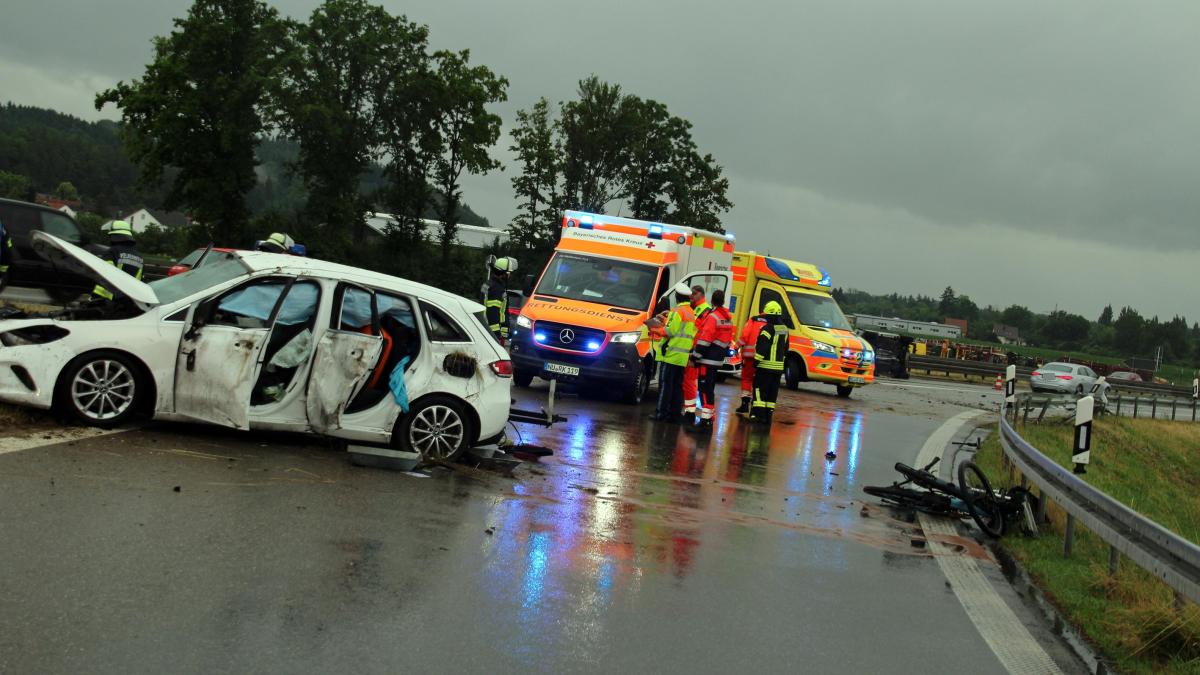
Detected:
left=1030, top=362, right=1098, bottom=395
left=0, top=233, right=512, bottom=460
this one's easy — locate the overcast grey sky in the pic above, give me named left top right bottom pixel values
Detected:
left=2, top=0, right=1198, bottom=321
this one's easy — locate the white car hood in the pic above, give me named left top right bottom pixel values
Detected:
left=32, top=231, right=159, bottom=307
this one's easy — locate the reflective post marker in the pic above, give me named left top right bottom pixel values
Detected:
left=1005, top=365, right=1017, bottom=404
left=1193, top=377, right=1199, bottom=400
left=1073, top=395, right=1094, bottom=475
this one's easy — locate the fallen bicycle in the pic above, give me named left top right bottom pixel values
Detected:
left=863, top=458, right=1036, bottom=538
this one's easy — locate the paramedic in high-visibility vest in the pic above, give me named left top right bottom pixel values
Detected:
left=751, top=300, right=789, bottom=424
left=692, top=289, right=734, bottom=430
left=736, top=313, right=769, bottom=414
left=483, top=256, right=517, bottom=345
left=682, top=285, right=710, bottom=421
left=650, top=283, right=696, bottom=423
left=92, top=220, right=144, bottom=301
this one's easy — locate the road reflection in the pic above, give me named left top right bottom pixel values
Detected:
left=482, top=387, right=932, bottom=664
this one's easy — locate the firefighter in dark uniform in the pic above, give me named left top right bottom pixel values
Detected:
left=92, top=220, right=145, bottom=301
left=483, top=256, right=517, bottom=345
left=0, top=218, right=12, bottom=293
left=750, top=300, right=789, bottom=424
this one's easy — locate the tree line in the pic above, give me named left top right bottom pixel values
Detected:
left=89, top=0, right=732, bottom=293
left=834, top=285, right=1200, bottom=366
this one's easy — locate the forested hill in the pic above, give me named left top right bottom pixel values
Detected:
left=0, top=102, right=488, bottom=225
left=0, top=103, right=148, bottom=211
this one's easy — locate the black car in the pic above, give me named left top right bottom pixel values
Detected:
left=0, top=197, right=95, bottom=300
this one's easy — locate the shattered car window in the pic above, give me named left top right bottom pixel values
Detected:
left=339, top=287, right=374, bottom=330
left=217, top=281, right=319, bottom=327
left=148, top=254, right=248, bottom=305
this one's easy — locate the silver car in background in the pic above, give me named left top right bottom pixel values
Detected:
left=1030, top=362, right=1098, bottom=394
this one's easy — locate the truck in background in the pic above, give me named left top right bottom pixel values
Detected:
left=727, top=252, right=875, bottom=398
left=510, top=211, right=735, bottom=403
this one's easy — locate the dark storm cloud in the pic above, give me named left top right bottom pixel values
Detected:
left=2, top=0, right=1198, bottom=317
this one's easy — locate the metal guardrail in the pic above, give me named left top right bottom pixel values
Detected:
left=910, top=355, right=1194, bottom=397
left=1013, top=391, right=1199, bottom=423
left=998, top=410, right=1200, bottom=604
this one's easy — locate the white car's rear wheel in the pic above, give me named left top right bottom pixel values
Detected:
left=398, top=397, right=474, bottom=461
left=58, top=351, right=145, bottom=427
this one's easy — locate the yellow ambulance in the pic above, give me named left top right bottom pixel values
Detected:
left=510, top=211, right=735, bottom=403
left=728, top=252, right=875, bottom=397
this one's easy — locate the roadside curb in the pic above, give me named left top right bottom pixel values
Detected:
left=991, top=537, right=1114, bottom=675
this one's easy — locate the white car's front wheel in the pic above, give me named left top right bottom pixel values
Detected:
left=397, top=397, right=474, bottom=462
left=58, top=351, right=145, bottom=428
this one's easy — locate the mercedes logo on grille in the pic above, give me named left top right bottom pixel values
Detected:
left=559, top=329, right=575, bottom=344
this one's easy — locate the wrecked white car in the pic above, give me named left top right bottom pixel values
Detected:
left=0, top=233, right=512, bottom=460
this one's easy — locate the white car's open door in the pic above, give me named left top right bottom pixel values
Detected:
left=173, top=304, right=268, bottom=429
left=305, top=329, right=383, bottom=433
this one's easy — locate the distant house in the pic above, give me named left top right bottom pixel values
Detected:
left=850, top=314, right=962, bottom=339
left=365, top=212, right=508, bottom=249
left=991, top=323, right=1022, bottom=345
left=35, top=194, right=81, bottom=217
left=944, top=317, right=969, bottom=336
left=104, top=208, right=192, bottom=234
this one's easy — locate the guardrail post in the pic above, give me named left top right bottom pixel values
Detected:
left=1064, top=513, right=1075, bottom=558
left=1133, top=397, right=1139, bottom=419
left=1115, top=393, right=1122, bottom=416
left=1193, top=398, right=1198, bottom=422
left=1035, top=488, right=1047, bottom=524
left=1172, top=398, right=1177, bottom=421
left=1151, top=397, right=1158, bottom=419
left=1109, top=545, right=1120, bottom=575
left=1073, top=396, right=1094, bottom=474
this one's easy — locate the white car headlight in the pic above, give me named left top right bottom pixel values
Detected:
left=812, top=341, right=835, bottom=353
left=515, top=315, right=532, bottom=329
left=863, top=350, right=874, bottom=362
left=611, top=331, right=641, bottom=344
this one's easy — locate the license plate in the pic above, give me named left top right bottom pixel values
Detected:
left=847, top=376, right=865, bottom=384
left=544, top=362, right=580, bottom=377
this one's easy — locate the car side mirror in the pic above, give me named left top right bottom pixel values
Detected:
left=522, top=274, right=535, bottom=295
left=184, top=297, right=217, bottom=340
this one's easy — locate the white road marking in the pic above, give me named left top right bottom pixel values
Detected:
left=877, top=380, right=1001, bottom=395
left=0, top=428, right=126, bottom=456
left=915, top=410, right=1064, bottom=675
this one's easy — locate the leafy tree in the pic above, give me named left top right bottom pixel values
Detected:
left=559, top=77, right=639, bottom=212
left=378, top=52, right=440, bottom=244
left=0, top=170, right=31, bottom=199
left=938, top=286, right=956, bottom=318
left=1041, top=310, right=1090, bottom=349
left=1097, top=304, right=1113, bottom=326
left=429, top=49, right=507, bottom=261
left=53, top=181, right=79, bottom=201
left=1112, top=306, right=1145, bottom=354
left=1000, top=304, right=1034, bottom=335
left=276, top=0, right=427, bottom=249
left=95, top=0, right=285, bottom=245
left=624, top=98, right=686, bottom=221
left=508, top=97, right=562, bottom=253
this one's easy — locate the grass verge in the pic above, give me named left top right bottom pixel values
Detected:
left=976, top=417, right=1200, bottom=674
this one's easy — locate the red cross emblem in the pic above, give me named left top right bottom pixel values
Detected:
left=645, top=241, right=656, bottom=248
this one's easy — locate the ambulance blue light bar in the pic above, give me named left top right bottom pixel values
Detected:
left=818, top=268, right=832, bottom=287
left=648, top=224, right=663, bottom=239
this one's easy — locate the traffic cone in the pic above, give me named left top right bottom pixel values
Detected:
left=993, top=374, right=1003, bottom=391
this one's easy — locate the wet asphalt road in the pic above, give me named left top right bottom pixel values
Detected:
left=0, top=378, right=1072, bottom=673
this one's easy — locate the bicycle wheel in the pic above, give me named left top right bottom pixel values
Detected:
left=864, top=485, right=952, bottom=514
left=957, top=461, right=1005, bottom=537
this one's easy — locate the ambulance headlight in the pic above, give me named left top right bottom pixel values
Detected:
left=812, top=340, right=835, bottom=353
left=611, top=332, right=641, bottom=344
left=863, top=350, right=875, bottom=362
left=516, top=315, right=532, bottom=329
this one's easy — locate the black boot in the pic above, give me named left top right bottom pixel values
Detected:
left=735, top=398, right=750, bottom=414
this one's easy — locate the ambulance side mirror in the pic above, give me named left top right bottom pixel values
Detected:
left=522, top=274, right=534, bottom=295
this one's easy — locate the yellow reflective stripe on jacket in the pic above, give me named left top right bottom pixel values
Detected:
left=661, top=304, right=697, bottom=366
left=755, top=326, right=789, bottom=370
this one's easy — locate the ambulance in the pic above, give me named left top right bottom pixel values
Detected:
left=728, top=252, right=874, bottom=397
left=509, top=211, right=735, bottom=403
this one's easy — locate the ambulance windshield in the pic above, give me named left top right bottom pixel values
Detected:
left=787, top=291, right=853, bottom=331
left=535, top=253, right=659, bottom=311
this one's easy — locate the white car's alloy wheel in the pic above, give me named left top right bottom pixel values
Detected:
left=408, top=404, right=465, bottom=459
left=71, top=359, right=136, bottom=421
